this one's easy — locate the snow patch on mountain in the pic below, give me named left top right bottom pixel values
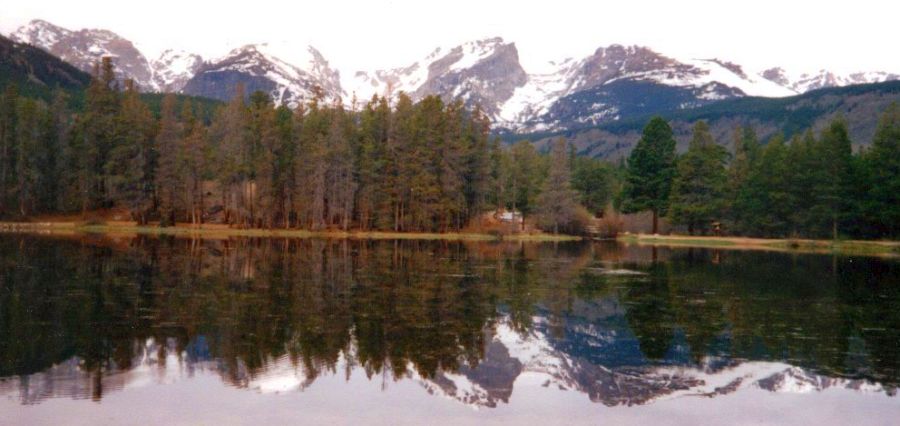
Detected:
left=496, top=58, right=582, bottom=128
left=346, top=39, right=507, bottom=100
left=151, top=49, right=203, bottom=92
left=182, top=42, right=343, bottom=105
left=346, top=38, right=527, bottom=121
left=760, top=67, right=900, bottom=93
left=12, top=19, right=66, bottom=47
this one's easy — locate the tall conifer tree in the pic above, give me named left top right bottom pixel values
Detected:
left=621, top=116, right=677, bottom=233
left=668, top=121, right=729, bottom=234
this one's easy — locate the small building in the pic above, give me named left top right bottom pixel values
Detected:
left=496, top=210, right=523, bottom=224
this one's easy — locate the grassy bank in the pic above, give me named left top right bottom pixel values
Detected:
left=0, top=221, right=582, bottom=242
left=618, top=233, right=900, bottom=257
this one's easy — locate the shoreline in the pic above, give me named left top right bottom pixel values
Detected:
left=1, top=222, right=898, bottom=256
left=0, top=221, right=583, bottom=242
left=618, top=233, right=900, bottom=257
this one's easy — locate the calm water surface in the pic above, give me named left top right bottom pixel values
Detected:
left=0, top=235, right=898, bottom=425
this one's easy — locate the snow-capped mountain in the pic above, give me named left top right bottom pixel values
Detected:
left=348, top=41, right=892, bottom=133
left=10, top=19, right=157, bottom=90
left=348, top=37, right=528, bottom=119
left=181, top=43, right=343, bottom=106
left=7, top=18, right=900, bottom=132
left=761, top=67, right=900, bottom=93
left=345, top=40, right=794, bottom=131
left=496, top=45, right=796, bottom=132
left=151, top=49, right=204, bottom=92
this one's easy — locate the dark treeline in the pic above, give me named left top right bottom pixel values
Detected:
left=621, top=110, right=900, bottom=239
left=1, top=58, right=898, bottom=239
left=0, top=59, right=614, bottom=233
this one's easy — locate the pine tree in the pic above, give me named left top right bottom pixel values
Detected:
left=296, top=89, right=328, bottom=230
left=489, top=136, right=507, bottom=212
left=155, top=93, right=183, bottom=226
left=247, top=91, right=277, bottom=227
left=210, top=85, right=251, bottom=226
left=383, top=92, right=414, bottom=231
left=0, top=84, right=18, bottom=215
left=180, top=100, right=207, bottom=226
left=107, top=80, right=155, bottom=223
left=784, top=131, right=818, bottom=236
left=272, top=105, right=295, bottom=228
left=728, top=125, right=760, bottom=232
left=815, top=118, right=854, bottom=239
left=81, top=57, right=121, bottom=210
left=14, top=98, right=40, bottom=216
left=865, top=103, right=900, bottom=238
left=536, top=138, right=579, bottom=234
left=571, top=155, right=616, bottom=216
left=406, top=95, right=442, bottom=231
left=621, top=116, right=677, bottom=234
left=435, top=100, right=467, bottom=231
left=463, top=105, right=493, bottom=229
left=507, top=140, right=544, bottom=227
left=324, top=101, right=356, bottom=230
left=39, top=90, right=69, bottom=212
left=355, top=96, right=388, bottom=231
left=668, top=121, right=729, bottom=235
left=733, top=134, right=792, bottom=236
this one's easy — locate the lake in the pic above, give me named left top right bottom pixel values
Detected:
left=0, top=235, right=898, bottom=425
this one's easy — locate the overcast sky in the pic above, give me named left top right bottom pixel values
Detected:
left=1, top=0, right=897, bottom=75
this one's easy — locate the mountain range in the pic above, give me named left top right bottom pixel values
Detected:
left=8, top=18, right=900, bottom=134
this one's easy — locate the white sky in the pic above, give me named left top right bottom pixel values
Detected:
left=1, top=0, right=898, bottom=76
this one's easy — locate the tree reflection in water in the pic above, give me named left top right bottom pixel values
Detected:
left=0, top=235, right=897, bottom=406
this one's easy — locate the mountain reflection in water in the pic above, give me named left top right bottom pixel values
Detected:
left=0, top=235, right=898, bottom=415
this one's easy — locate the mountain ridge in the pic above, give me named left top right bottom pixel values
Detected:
left=7, top=18, right=900, bottom=134
left=516, top=80, right=900, bottom=160
left=0, top=33, right=91, bottom=100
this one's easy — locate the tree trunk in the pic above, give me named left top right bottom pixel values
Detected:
left=199, top=187, right=204, bottom=225
left=652, top=210, right=659, bottom=235
left=832, top=216, right=838, bottom=241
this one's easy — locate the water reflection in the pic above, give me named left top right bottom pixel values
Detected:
left=0, top=236, right=898, bottom=409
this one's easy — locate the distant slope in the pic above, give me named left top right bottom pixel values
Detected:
left=1, top=33, right=222, bottom=119
left=512, top=80, right=900, bottom=160
left=0, top=34, right=90, bottom=101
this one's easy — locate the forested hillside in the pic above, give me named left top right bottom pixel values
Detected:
left=522, top=81, right=900, bottom=160
left=0, top=34, right=90, bottom=102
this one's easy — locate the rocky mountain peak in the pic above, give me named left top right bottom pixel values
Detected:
left=11, top=19, right=70, bottom=47
left=416, top=37, right=527, bottom=116
left=346, top=37, right=527, bottom=121
left=761, top=67, right=790, bottom=87
left=706, top=58, right=747, bottom=79
left=11, top=19, right=156, bottom=90
left=577, top=45, right=685, bottom=88
left=150, top=49, right=203, bottom=92
left=181, top=42, right=343, bottom=106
